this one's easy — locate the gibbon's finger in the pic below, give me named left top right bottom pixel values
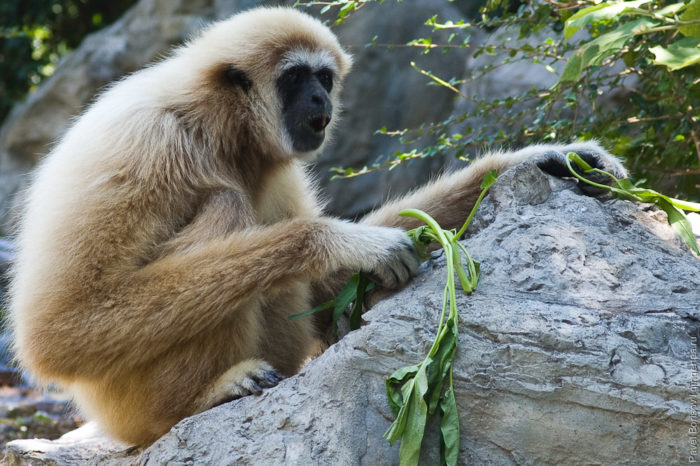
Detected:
left=563, top=141, right=628, bottom=180
left=367, top=247, right=420, bottom=289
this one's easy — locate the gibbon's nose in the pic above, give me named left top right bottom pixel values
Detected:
left=303, top=84, right=332, bottom=134
left=311, top=93, right=324, bottom=106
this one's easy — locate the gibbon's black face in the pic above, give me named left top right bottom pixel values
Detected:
left=276, top=64, right=334, bottom=153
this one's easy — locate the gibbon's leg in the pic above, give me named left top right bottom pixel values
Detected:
left=150, top=190, right=329, bottom=412
left=27, top=217, right=420, bottom=380
left=255, top=281, right=317, bottom=373
left=71, top=318, right=268, bottom=446
left=190, top=285, right=316, bottom=415
left=163, top=190, right=320, bottom=370
left=194, top=359, right=286, bottom=413
left=362, top=141, right=626, bottom=232
left=70, top=295, right=280, bottom=445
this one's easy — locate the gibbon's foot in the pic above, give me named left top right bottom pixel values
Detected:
left=535, top=141, right=628, bottom=196
left=211, top=369, right=284, bottom=407
left=198, top=360, right=284, bottom=411
left=365, top=231, right=422, bottom=289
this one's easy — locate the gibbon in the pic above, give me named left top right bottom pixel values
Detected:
left=9, top=7, right=626, bottom=446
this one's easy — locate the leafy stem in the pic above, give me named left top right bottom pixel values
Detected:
left=289, top=170, right=500, bottom=465
left=566, top=152, right=700, bottom=255
left=384, top=170, right=497, bottom=466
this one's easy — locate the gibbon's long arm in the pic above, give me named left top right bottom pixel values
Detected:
left=25, top=217, right=416, bottom=379
left=361, top=151, right=522, bottom=231
left=362, top=142, right=627, bottom=232
left=310, top=151, right=525, bottom=317
left=154, top=190, right=256, bottom=257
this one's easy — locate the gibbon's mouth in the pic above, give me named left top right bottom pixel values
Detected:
left=288, top=113, right=331, bottom=153
left=307, top=115, right=330, bottom=135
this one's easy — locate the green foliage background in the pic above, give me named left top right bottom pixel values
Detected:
left=0, top=0, right=136, bottom=123
left=319, top=0, right=700, bottom=201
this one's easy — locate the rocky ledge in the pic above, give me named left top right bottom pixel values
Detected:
left=4, top=162, right=699, bottom=465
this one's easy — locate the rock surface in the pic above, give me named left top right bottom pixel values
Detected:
left=0, top=0, right=465, bottom=234
left=4, top=162, right=699, bottom=465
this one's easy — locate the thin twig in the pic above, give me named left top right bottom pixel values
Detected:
left=690, top=128, right=700, bottom=167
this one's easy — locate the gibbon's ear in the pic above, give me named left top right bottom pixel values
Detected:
left=224, top=65, right=252, bottom=92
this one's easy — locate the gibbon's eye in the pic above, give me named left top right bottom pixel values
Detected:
left=315, top=68, right=333, bottom=92
left=280, top=65, right=309, bottom=88
left=224, top=65, right=252, bottom=92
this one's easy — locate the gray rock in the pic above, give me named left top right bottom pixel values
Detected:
left=5, top=162, right=699, bottom=465
left=0, top=332, right=18, bottom=379
left=2, top=423, right=131, bottom=466
left=0, top=237, right=14, bottom=272
left=0, top=0, right=465, bottom=234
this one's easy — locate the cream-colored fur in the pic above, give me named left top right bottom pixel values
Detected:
left=9, top=7, right=625, bottom=446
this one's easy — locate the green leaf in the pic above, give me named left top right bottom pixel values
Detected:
left=558, top=18, right=657, bottom=83
left=655, top=197, right=700, bottom=255
left=567, top=152, right=594, bottom=171
left=656, top=3, right=686, bottom=17
left=650, top=37, right=700, bottom=71
left=456, top=242, right=480, bottom=291
left=425, top=318, right=458, bottom=414
left=384, top=172, right=496, bottom=463
left=480, top=169, right=499, bottom=190
left=566, top=152, right=700, bottom=254
left=667, top=198, right=700, bottom=212
left=407, top=225, right=433, bottom=261
left=288, top=299, right=334, bottom=320
left=384, top=378, right=415, bottom=443
left=616, top=177, right=636, bottom=191
left=331, top=273, right=361, bottom=332
left=386, top=364, right=420, bottom=415
left=349, top=273, right=373, bottom=330
left=564, top=0, right=651, bottom=41
left=453, top=247, right=473, bottom=294
left=680, top=0, right=700, bottom=38
left=439, top=387, right=460, bottom=466
left=398, top=365, right=430, bottom=466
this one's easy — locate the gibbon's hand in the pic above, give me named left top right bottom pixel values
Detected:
left=347, top=224, right=422, bottom=289
left=535, top=141, right=628, bottom=196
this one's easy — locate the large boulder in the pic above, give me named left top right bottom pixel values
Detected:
left=5, top=162, right=698, bottom=465
left=0, top=0, right=465, bottom=234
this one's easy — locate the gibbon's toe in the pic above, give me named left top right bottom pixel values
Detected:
left=208, top=362, right=285, bottom=408
left=535, top=150, right=572, bottom=179
left=536, top=143, right=627, bottom=197
left=212, top=370, right=284, bottom=407
left=564, top=141, right=628, bottom=180
left=259, top=368, right=285, bottom=387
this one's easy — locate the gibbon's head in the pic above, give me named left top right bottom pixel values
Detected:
left=174, top=7, right=352, bottom=162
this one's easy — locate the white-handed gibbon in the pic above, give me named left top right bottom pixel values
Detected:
left=9, top=7, right=626, bottom=446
